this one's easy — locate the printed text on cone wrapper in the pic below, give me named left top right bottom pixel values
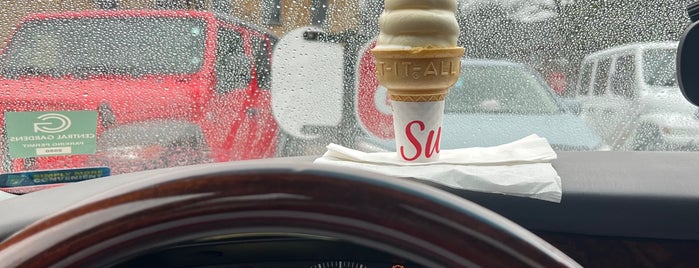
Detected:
left=375, top=59, right=459, bottom=79
left=401, top=120, right=442, bottom=161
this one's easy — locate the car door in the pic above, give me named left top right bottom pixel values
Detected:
left=574, top=60, right=594, bottom=113
left=577, top=61, right=594, bottom=98
left=243, top=32, right=278, bottom=158
left=200, top=24, right=256, bottom=162
left=608, top=54, right=640, bottom=148
left=580, top=57, right=614, bottom=143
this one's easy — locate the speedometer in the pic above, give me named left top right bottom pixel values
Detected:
left=309, top=261, right=368, bottom=268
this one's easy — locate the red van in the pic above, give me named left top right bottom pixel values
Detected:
left=0, top=10, right=278, bottom=174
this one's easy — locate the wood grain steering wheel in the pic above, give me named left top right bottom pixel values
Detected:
left=0, top=162, right=578, bottom=267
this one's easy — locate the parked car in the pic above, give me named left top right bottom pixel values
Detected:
left=0, top=10, right=279, bottom=174
left=574, top=41, right=699, bottom=150
left=359, top=59, right=605, bottom=152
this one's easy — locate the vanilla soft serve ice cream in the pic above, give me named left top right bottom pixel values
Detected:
left=376, top=0, right=460, bottom=49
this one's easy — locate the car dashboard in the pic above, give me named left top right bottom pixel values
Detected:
left=3, top=153, right=699, bottom=267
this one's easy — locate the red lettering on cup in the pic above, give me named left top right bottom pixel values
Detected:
left=401, top=120, right=424, bottom=161
left=400, top=120, right=442, bottom=161
left=425, top=127, right=441, bottom=158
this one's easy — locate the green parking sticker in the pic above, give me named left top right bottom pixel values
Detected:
left=5, top=111, right=98, bottom=159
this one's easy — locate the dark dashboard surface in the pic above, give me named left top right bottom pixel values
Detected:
left=445, top=151, right=699, bottom=240
left=0, top=152, right=699, bottom=240
left=114, top=233, right=699, bottom=267
left=1, top=151, right=699, bottom=246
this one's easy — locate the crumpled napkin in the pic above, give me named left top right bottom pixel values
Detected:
left=314, top=134, right=562, bottom=202
left=0, top=190, right=16, bottom=202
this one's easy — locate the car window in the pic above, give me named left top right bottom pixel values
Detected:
left=643, top=48, right=678, bottom=87
left=610, top=55, right=636, bottom=99
left=215, top=27, right=250, bottom=93
left=250, top=34, right=272, bottom=89
left=1, top=17, right=206, bottom=77
left=592, top=58, right=611, bottom=96
left=577, top=61, right=594, bottom=96
left=448, top=64, right=560, bottom=114
left=0, top=1, right=693, bottom=178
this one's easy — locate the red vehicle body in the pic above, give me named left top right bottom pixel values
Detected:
left=0, top=10, right=278, bottom=174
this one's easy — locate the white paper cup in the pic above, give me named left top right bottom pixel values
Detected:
left=392, top=100, right=444, bottom=162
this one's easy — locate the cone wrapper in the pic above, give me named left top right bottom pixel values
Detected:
left=370, top=48, right=464, bottom=97
left=392, top=100, right=444, bottom=162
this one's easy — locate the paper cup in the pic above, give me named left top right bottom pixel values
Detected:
left=392, top=100, right=444, bottom=162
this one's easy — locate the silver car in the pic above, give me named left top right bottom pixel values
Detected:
left=574, top=42, right=699, bottom=150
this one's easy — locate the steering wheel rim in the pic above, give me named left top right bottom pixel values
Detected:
left=0, top=162, right=578, bottom=267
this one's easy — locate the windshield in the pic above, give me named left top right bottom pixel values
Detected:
left=447, top=63, right=561, bottom=114
left=3, top=3, right=699, bottom=267
left=0, top=1, right=693, bottom=182
left=0, top=17, right=206, bottom=77
left=642, top=48, right=678, bottom=87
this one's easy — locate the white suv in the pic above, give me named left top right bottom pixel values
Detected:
left=574, top=42, right=699, bottom=150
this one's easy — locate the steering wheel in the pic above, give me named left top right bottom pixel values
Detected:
left=0, top=162, right=578, bottom=267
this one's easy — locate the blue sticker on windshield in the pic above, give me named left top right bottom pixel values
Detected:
left=0, top=167, right=110, bottom=187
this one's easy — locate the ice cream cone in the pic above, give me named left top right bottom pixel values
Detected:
left=372, top=47, right=464, bottom=162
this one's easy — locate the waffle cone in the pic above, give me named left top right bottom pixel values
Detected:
left=388, top=89, right=448, bottom=102
left=372, top=47, right=464, bottom=102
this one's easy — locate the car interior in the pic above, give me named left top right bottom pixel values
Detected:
left=2, top=1, right=699, bottom=268
left=1, top=151, right=699, bottom=267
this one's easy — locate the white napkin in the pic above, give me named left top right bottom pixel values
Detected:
left=0, top=190, right=16, bottom=201
left=314, top=134, right=562, bottom=202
